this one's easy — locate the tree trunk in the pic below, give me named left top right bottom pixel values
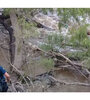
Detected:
left=9, top=9, right=23, bottom=69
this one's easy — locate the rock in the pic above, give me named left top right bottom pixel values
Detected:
left=0, top=23, right=10, bottom=71
left=0, top=8, right=3, bottom=15
left=34, top=13, right=59, bottom=30
left=0, top=23, right=10, bottom=49
left=14, top=82, right=25, bottom=92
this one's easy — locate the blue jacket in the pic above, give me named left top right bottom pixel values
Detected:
left=0, top=66, right=6, bottom=81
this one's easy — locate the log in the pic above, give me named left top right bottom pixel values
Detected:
left=51, top=52, right=88, bottom=79
left=49, top=76, right=90, bottom=87
left=27, top=42, right=89, bottom=79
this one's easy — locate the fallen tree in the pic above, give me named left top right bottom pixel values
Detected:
left=27, top=42, right=90, bottom=79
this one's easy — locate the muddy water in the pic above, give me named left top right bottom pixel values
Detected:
left=47, top=69, right=90, bottom=92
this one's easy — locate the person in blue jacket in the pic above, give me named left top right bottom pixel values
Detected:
left=0, top=66, right=10, bottom=92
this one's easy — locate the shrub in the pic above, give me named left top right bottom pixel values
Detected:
left=40, top=44, right=53, bottom=51
left=40, top=33, right=67, bottom=52
left=67, top=52, right=90, bottom=61
left=47, top=34, right=65, bottom=47
left=39, top=58, right=54, bottom=71
left=83, top=58, right=90, bottom=69
left=69, top=25, right=89, bottom=48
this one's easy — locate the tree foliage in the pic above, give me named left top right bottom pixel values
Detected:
left=3, top=8, right=90, bottom=24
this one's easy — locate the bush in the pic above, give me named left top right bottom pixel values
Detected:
left=40, top=33, right=68, bottom=52
left=83, top=58, right=90, bottom=69
left=40, top=44, right=53, bottom=51
left=47, top=34, right=65, bottom=47
left=3, top=8, right=10, bottom=16
left=39, top=58, right=54, bottom=71
left=67, top=51, right=90, bottom=61
left=67, top=25, right=90, bottom=60
left=69, top=25, right=89, bottom=48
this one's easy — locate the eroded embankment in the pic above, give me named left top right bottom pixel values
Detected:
left=10, top=41, right=90, bottom=92
left=0, top=13, right=90, bottom=92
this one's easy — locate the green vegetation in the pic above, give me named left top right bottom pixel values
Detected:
left=41, top=8, right=90, bottom=29
left=83, top=58, right=90, bottom=69
left=40, top=33, right=67, bottom=51
left=67, top=25, right=90, bottom=60
left=22, top=56, right=54, bottom=76
left=3, top=8, right=90, bottom=27
left=57, top=8, right=90, bottom=28
left=3, top=8, right=11, bottom=16
left=40, top=25, right=90, bottom=61
left=18, top=17, right=36, bottom=30
left=69, top=25, right=90, bottom=48
left=39, top=58, right=54, bottom=71
left=47, top=34, right=65, bottom=46
left=40, top=44, right=53, bottom=51
left=3, top=8, right=90, bottom=68
left=18, top=17, right=40, bottom=39
left=67, top=51, right=90, bottom=61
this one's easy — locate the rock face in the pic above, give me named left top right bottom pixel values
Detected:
left=0, top=23, right=10, bottom=71
left=0, top=23, right=10, bottom=49
left=34, top=13, right=59, bottom=30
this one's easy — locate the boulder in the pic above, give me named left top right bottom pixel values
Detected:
left=34, top=13, right=59, bottom=30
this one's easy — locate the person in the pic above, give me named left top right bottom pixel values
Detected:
left=0, top=66, right=10, bottom=92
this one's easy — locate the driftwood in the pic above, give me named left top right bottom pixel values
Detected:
left=49, top=76, right=90, bottom=87
left=51, top=51, right=88, bottom=79
left=27, top=43, right=89, bottom=79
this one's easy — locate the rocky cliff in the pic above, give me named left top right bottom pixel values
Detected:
left=0, top=23, right=10, bottom=71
